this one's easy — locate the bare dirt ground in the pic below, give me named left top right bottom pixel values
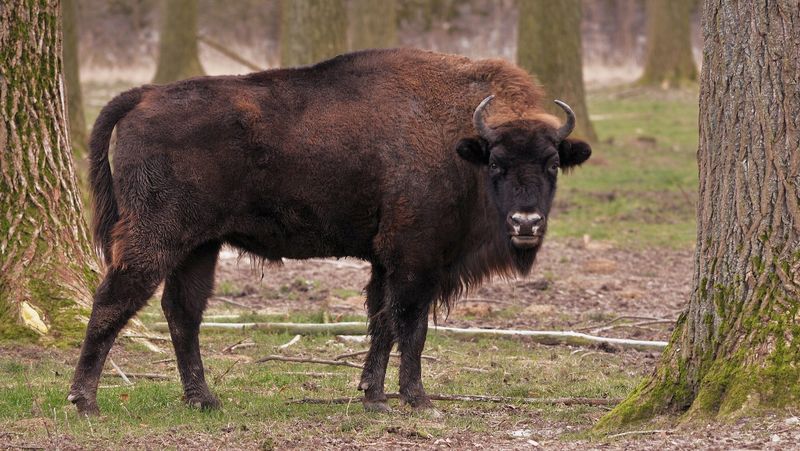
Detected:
left=211, top=237, right=693, bottom=343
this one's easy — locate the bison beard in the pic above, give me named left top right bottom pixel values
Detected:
left=68, top=48, right=591, bottom=415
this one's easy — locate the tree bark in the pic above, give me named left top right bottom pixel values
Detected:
left=0, top=0, right=100, bottom=343
left=152, top=0, right=205, bottom=84
left=599, top=0, right=800, bottom=427
left=280, top=0, right=347, bottom=67
left=61, top=0, right=87, bottom=163
left=517, top=0, right=597, bottom=142
left=639, top=0, right=697, bottom=87
left=349, top=0, right=397, bottom=51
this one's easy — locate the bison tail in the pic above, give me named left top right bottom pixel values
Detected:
left=88, top=87, right=144, bottom=265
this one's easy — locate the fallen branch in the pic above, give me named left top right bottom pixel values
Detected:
left=109, top=359, right=133, bottom=386
left=334, top=350, right=439, bottom=362
left=212, top=296, right=251, bottom=309
left=288, top=393, right=620, bottom=407
left=576, top=315, right=673, bottom=332
left=103, top=372, right=173, bottom=381
left=590, top=319, right=674, bottom=334
left=255, top=355, right=363, bottom=369
left=169, top=321, right=668, bottom=351
left=222, top=337, right=254, bottom=353
left=120, top=333, right=171, bottom=342
left=278, top=334, right=302, bottom=350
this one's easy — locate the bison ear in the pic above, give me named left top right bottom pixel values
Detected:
left=558, top=138, right=592, bottom=169
left=456, top=137, right=489, bottom=165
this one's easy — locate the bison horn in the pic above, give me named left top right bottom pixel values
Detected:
left=473, top=95, right=497, bottom=141
left=554, top=99, right=576, bottom=141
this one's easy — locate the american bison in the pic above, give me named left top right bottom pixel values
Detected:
left=68, top=48, right=590, bottom=415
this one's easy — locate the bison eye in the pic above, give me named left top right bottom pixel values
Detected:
left=548, top=162, right=559, bottom=174
left=489, top=162, right=499, bottom=171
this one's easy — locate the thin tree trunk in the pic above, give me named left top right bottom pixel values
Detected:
left=0, top=0, right=100, bottom=343
left=349, top=0, right=397, bottom=51
left=517, top=0, right=597, bottom=142
left=280, top=0, right=347, bottom=67
left=152, top=0, right=205, bottom=83
left=599, top=0, right=800, bottom=427
left=61, top=0, right=87, bottom=163
left=639, top=0, right=697, bottom=87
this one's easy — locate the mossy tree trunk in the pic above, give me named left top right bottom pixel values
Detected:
left=599, top=0, right=800, bottom=428
left=639, top=0, right=697, bottom=87
left=349, top=0, right=397, bottom=51
left=280, top=0, right=347, bottom=67
left=517, top=0, right=597, bottom=142
left=152, top=0, right=204, bottom=83
left=61, top=0, right=86, bottom=164
left=0, top=0, right=100, bottom=344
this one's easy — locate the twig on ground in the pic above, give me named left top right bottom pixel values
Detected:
left=575, top=316, right=673, bottom=332
left=273, top=371, right=343, bottom=377
left=590, top=319, right=675, bottom=334
left=175, top=321, right=668, bottom=351
left=212, top=296, right=250, bottom=309
left=149, top=358, right=176, bottom=365
left=103, top=372, right=173, bottom=381
left=255, top=355, right=363, bottom=369
left=109, top=359, right=133, bottom=386
left=334, top=349, right=439, bottom=362
left=278, top=334, right=302, bottom=350
left=606, top=429, right=672, bottom=440
left=289, top=393, right=620, bottom=406
left=222, top=337, right=254, bottom=353
left=462, top=367, right=491, bottom=373
left=212, top=360, right=240, bottom=385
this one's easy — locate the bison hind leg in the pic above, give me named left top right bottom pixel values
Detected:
left=160, top=241, right=222, bottom=410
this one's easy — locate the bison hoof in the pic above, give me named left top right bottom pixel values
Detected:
left=68, top=393, right=100, bottom=417
left=362, top=400, right=392, bottom=413
left=185, top=393, right=222, bottom=410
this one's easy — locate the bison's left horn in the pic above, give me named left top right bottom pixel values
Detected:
left=554, top=99, right=576, bottom=141
left=473, top=95, right=497, bottom=141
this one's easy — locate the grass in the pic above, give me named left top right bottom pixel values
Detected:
left=551, top=87, right=699, bottom=249
left=0, top=313, right=644, bottom=448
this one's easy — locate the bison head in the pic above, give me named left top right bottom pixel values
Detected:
left=456, top=95, right=591, bottom=250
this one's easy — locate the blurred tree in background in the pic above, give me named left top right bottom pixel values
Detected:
left=62, top=0, right=87, bottom=164
left=153, top=0, right=205, bottom=83
left=639, top=0, right=697, bottom=87
left=517, top=0, right=597, bottom=141
left=0, top=0, right=99, bottom=343
left=600, top=0, right=799, bottom=427
left=349, top=0, right=397, bottom=51
left=280, top=0, right=347, bottom=67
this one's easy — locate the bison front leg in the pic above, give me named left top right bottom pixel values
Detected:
left=359, top=266, right=394, bottom=412
left=160, top=242, right=222, bottom=410
left=395, top=301, right=433, bottom=410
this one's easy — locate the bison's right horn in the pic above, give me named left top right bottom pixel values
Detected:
left=554, top=99, right=576, bottom=141
left=473, top=95, right=497, bottom=141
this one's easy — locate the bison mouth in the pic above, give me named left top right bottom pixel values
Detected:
left=510, top=234, right=542, bottom=249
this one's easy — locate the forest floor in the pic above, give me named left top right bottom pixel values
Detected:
left=2, top=86, right=799, bottom=449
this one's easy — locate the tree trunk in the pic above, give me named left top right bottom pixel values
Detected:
left=0, top=0, right=100, bottom=343
left=61, top=0, right=87, bottom=163
left=599, top=0, right=800, bottom=427
left=639, top=0, right=697, bottom=87
left=349, top=0, right=397, bottom=51
left=152, top=0, right=204, bottom=83
left=280, top=0, right=347, bottom=67
left=517, top=0, right=597, bottom=142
